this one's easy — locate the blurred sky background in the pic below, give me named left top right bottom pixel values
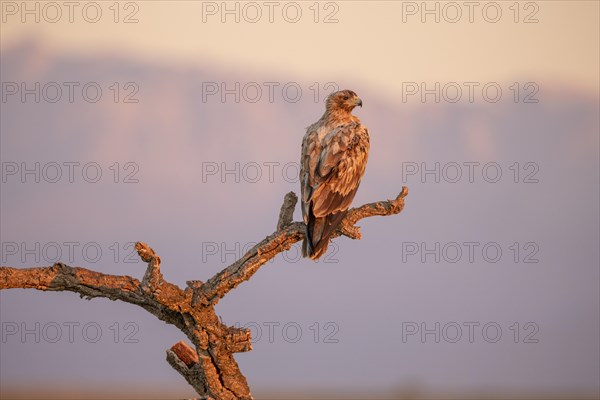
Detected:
left=1, top=1, right=599, bottom=399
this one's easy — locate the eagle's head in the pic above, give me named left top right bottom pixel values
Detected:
left=326, top=90, right=363, bottom=113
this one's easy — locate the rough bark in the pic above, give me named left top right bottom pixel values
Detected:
left=0, top=187, right=408, bottom=399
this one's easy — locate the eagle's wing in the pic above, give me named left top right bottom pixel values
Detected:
left=300, top=122, right=369, bottom=259
left=300, top=121, right=369, bottom=259
left=311, top=122, right=369, bottom=217
left=300, top=129, right=321, bottom=224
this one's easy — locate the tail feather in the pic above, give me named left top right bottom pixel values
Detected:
left=302, top=210, right=348, bottom=260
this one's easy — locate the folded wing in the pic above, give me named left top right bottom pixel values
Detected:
left=300, top=123, right=369, bottom=259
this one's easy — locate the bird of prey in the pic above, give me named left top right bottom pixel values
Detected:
left=300, top=90, right=370, bottom=260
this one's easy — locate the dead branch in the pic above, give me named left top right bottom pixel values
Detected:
left=0, top=187, right=408, bottom=399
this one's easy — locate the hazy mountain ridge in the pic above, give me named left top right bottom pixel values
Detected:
left=2, top=38, right=597, bottom=189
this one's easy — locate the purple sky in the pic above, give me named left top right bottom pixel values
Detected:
left=1, top=37, right=599, bottom=399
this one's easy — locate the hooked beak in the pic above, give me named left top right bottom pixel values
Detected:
left=355, top=97, right=363, bottom=107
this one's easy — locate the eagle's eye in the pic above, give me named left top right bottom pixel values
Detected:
left=343, top=96, right=349, bottom=101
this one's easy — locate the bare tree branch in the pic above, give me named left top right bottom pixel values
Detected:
left=196, top=186, right=409, bottom=307
left=338, top=186, right=409, bottom=240
left=276, top=191, right=298, bottom=230
left=0, top=257, right=252, bottom=399
left=0, top=187, right=408, bottom=399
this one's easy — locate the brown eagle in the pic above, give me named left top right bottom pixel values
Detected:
left=300, top=90, right=370, bottom=259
